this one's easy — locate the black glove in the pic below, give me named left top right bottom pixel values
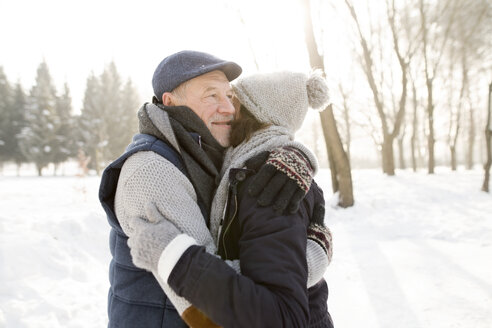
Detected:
left=246, top=146, right=314, bottom=214
left=310, top=202, right=326, bottom=226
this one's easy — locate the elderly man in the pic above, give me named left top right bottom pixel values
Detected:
left=99, top=51, right=330, bottom=327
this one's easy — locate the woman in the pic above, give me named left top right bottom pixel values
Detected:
left=213, top=71, right=333, bottom=327
left=128, top=71, right=334, bottom=327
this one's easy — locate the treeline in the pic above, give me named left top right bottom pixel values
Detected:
left=317, top=0, right=492, bottom=175
left=0, top=61, right=140, bottom=176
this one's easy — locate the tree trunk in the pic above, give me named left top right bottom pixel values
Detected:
left=467, top=107, right=475, bottom=169
left=398, top=136, right=406, bottom=170
left=37, top=164, right=43, bottom=176
left=410, top=80, right=418, bottom=172
left=447, top=53, right=464, bottom=172
left=319, top=105, right=354, bottom=207
left=482, top=82, right=492, bottom=192
left=397, top=120, right=406, bottom=170
left=311, top=120, right=325, bottom=167
left=326, top=140, right=338, bottom=193
left=450, top=145, right=457, bottom=171
left=303, top=0, right=354, bottom=207
left=94, top=149, right=101, bottom=175
left=419, top=0, right=436, bottom=175
left=382, top=136, right=395, bottom=175
left=427, top=79, right=435, bottom=174
left=411, top=137, right=417, bottom=171
left=449, top=107, right=461, bottom=171
left=343, top=100, right=352, bottom=164
left=318, top=117, right=338, bottom=192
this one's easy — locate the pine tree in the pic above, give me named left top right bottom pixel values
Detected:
left=52, top=82, right=74, bottom=173
left=0, top=67, right=13, bottom=167
left=113, top=78, right=140, bottom=156
left=99, top=61, right=124, bottom=161
left=10, top=82, right=28, bottom=171
left=18, top=60, right=58, bottom=176
left=77, top=62, right=141, bottom=174
left=0, top=72, right=28, bottom=174
left=78, top=72, right=104, bottom=174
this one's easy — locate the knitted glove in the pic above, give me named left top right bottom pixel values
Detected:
left=247, top=146, right=314, bottom=214
left=127, top=203, right=182, bottom=273
left=129, top=219, right=220, bottom=328
left=307, top=203, right=333, bottom=265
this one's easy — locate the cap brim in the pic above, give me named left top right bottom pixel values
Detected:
left=211, top=61, right=242, bottom=82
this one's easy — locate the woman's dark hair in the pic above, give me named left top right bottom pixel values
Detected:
left=229, top=104, right=270, bottom=147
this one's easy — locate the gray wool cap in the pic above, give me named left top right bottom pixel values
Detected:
left=152, top=50, right=242, bottom=100
left=232, top=71, right=330, bottom=133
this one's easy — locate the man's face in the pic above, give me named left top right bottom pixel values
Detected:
left=171, top=70, right=235, bottom=147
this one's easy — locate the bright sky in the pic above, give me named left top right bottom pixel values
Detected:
left=1, top=0, right=383, bottom=163
left=0, top=0, right=319, bottom=111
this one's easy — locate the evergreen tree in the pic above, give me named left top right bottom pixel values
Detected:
left=78, top=72, right=104, bottom=174
left=10, top=82, right=28, bottom=169
left=0, top=67, right=13, bottom=166
left=99, top=61, right=124, bottom=161
left=18, top=60, right=58, bottom=176
left=78, top=62, right=141, bottom=174
left=52, top=82, right=74, bottom=172
left=113, top=78, right=140, bottom=156
left=0, top=71, right=28, bottom=174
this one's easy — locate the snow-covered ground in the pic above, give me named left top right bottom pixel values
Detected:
left=0, top=166, right=491, bottom=327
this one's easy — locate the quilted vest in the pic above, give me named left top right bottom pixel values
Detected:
left=99, top=133, right=205, bottom=328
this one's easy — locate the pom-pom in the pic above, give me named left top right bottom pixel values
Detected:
left=306, top=71, right=330, bottom=111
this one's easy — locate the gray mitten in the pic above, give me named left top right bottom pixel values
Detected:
left=127, top=203, right=182, bottom=273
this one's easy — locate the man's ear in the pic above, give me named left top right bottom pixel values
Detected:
left=162, top=92, right=175, bottom=106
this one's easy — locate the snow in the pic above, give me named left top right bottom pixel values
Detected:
left=322, top=168, right=492, bottom=328
left=0, top=173, right=109, bottom=328
left=1, top=166, right=491, bottom=327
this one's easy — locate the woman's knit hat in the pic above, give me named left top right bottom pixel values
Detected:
left=232, top=71, right=330, bottom=133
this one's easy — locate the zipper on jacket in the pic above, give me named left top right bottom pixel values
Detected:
left=221, top=182, right=238, bottom=260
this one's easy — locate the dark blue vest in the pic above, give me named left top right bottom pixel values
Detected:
left=99, top=133, right=199, bottom=328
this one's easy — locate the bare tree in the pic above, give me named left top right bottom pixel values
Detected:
left=342, top=0, right=417, bottom=175
left=397, top=122, right=406, bottom=169
left=302, top=0, right=354, bottom=207
left=338, top=84, right=352, bottom=163
left=482, top=82, right=492, bottom=192
left=445, top=52, right=463, bottom=171
left=418, top=0, right=460, bottom=173
left=409, top=71, right=422, bottom=172
left=454, top=0, right=489, bottom=170
left=466, top=99, right=476, bottom=169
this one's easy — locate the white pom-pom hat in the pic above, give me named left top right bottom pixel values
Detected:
left=232, top=70, right=330, bottom=133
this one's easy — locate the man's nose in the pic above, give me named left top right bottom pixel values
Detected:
left=218, top=97, right=235, bottom=115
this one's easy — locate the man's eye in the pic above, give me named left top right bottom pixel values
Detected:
left=208, top=94, right=217, bottom=98
left=227, top=94, right=233, bottom=100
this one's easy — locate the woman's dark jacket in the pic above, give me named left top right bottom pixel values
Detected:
left=168, top=167, right=333, bottom=328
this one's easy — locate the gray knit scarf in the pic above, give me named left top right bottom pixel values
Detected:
left=138, top=103, right=225, bottom=221
left=209, top=125, right=319, bottom=243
